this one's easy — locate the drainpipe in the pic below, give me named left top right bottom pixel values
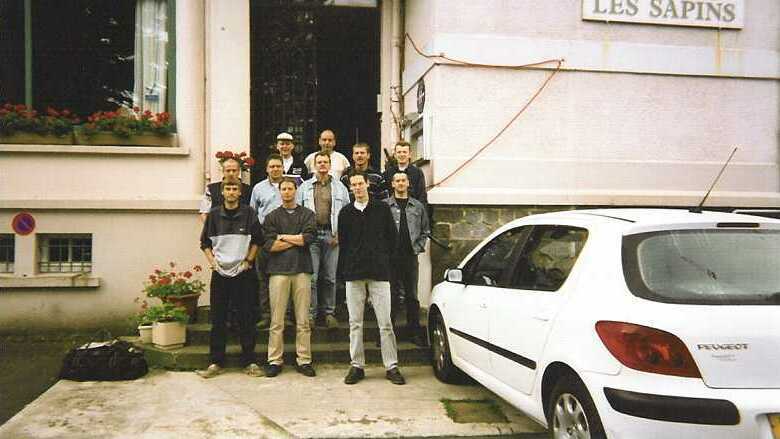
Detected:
left=201, top=0, right=211, bottom=186
left=390, top=0, right=403, bottom=144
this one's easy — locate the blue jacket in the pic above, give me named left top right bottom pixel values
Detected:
left=385, top=196, right=430, bottom=255
left=249, top=179, right=282, bottom=224
left=296, top=176, right=350, bottom=237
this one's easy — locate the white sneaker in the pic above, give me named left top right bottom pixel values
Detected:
left=196, top=363, right=223, bottom=379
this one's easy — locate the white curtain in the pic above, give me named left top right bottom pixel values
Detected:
left=133, top=0, right=168, bottom=114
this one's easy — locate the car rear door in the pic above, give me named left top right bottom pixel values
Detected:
left=490, top=225, right=589, bottom=395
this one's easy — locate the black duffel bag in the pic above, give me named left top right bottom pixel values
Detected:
left=60, top=339, right=148, bottom=381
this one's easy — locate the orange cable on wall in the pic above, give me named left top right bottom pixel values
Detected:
left=404, top=34, right=565, bottom=190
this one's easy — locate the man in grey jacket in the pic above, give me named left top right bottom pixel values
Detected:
left=296, top=151, right=350, bottom=328
left=386, top=172, right=430, bottom=346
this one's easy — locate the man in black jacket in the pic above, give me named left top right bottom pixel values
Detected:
left=340, top=143, right=389, bottom=202
left=275, top=132, right=308, bottom=183
left=338, top=171, right=406, bottom=385
left=198, top=155, right=252, bottom=223
left=382, top=141, right=427, bottom=206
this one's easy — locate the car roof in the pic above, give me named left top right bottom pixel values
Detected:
left=512, top=208, right=780, bottom=229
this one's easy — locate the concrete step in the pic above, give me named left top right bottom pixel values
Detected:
left=194, top=305, right=427, bottom=325
left=186, top=321, right=426, bottom=345
left=127, top=337, right=431, bottom=370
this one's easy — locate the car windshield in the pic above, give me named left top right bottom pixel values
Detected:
left=622, top=229, right=780, bottom=305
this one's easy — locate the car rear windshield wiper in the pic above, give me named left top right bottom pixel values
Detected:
left=679, top=255, right=718, bottom=280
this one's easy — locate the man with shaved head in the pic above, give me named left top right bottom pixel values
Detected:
left=304, top=129, right=351, bottom=180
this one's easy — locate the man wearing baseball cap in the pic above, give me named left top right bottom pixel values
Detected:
left=275, top=132, right=308, bottom=184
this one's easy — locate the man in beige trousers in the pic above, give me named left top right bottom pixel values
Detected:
left=262, top=177, right=317, bottom=377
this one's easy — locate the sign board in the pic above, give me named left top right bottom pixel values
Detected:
left=11, top=212, right=35, bottom=235
left=582, top=0, right=744, bottom=29
left=417, top=80, right=426, bottom=115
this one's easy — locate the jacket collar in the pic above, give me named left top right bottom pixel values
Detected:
left=219, top=204, right=245, bottom=218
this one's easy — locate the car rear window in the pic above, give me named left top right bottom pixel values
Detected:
left=622, top=229, right=780, bottom=305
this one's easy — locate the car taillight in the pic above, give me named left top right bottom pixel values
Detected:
left=595, top=321, right=701, bottom=378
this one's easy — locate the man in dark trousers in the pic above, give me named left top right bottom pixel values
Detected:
left=263, top=177, right=317, bottom=378
left=197, top=177, right=263, bottom=378
left=340, top=143, right=389, bottom=202
left=386, top=172, right=430, bottom=347
left=338, top=171, right=406, bottom=385
left=382, top=141, right=427, bottom=205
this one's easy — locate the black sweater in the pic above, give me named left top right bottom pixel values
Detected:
left=337, top=200, right=397, bottom=281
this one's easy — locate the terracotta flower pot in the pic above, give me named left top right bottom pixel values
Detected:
left=152, top=321, right=186, bottom=349
left=161, top=293, right=201, bottom=323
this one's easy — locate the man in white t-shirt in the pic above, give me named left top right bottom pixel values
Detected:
left=304, top=129, right=351, bottom=180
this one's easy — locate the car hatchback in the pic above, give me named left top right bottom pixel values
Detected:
left=428, top=208, right=780, bottom=439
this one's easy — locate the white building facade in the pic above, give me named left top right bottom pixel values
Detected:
left=1, top=0, right=777, bottom=332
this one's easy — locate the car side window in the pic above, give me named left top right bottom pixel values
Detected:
left=462, top=227, right=531, bottom=287
left=509, top=225, right=588, bottom=291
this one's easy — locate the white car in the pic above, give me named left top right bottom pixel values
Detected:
left=428, top=208, right=780, bottom=439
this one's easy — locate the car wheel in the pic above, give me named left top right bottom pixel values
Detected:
left=430, top=313, right=465, bottom=383
left=548, top=374, right=606, bottom=439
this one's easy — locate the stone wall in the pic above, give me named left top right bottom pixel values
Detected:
left=430, top=205, right=576, bottom=284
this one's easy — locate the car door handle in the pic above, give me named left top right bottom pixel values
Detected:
left=533, top=310, right=552, bottom=321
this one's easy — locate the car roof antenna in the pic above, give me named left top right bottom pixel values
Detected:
left=689, top=146, right=738, bottom=214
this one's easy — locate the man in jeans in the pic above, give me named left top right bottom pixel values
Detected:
left=197, top=177, right=263, bottom=378
left=338, top=171, right=405, bottom=385
left=296, top=151, right=350, bottom=328
left=263, top=177, right=317, bottom=377
left=250, top=154, right=285, bottom=328
left=386, top=172, right=430, bottom=346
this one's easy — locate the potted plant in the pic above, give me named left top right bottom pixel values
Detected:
left=0, top=103, right=79, bottom=145
left=149, top=303, right=189, bottom=349
left=143, top=262, right=205, bottom=322
left=75, top=106, right=175, bottom=147
left=131, top=297, right=157, bottom=343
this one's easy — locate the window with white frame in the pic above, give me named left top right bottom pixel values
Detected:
left=0, top=234, right=13, bottom=273
left=38, top=234, right=92, bottom=273
left=0, top=0, right=174, bottom=118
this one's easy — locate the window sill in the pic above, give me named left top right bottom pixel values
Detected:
left=0, top=274, right=101, bottom=288
left=0, top=142, right=188, bottom=156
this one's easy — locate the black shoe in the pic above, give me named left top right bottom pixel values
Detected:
left=386, top=367, right=406, bottom=385
left=296, top=364, right=316, bottom=377
left=344, top=366, right=365, bottom=385
left=264, top=364, right=282, bottom=377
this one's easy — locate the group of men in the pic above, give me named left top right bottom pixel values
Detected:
left=197, top=129, right=430, bottom=385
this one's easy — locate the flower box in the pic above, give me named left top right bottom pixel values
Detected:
left=138, top=324, right=153, bottom=344
left=74, top=131, right=176, bottom=147
left=152, top=321, right=186, bottom=349
left=0, top=132, right=74, bottom=145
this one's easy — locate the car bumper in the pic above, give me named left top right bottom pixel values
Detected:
left=580, top=370, right=780, bottom=439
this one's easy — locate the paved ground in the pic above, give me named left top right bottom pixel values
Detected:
left=0, top=365, right=547, bottom=438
